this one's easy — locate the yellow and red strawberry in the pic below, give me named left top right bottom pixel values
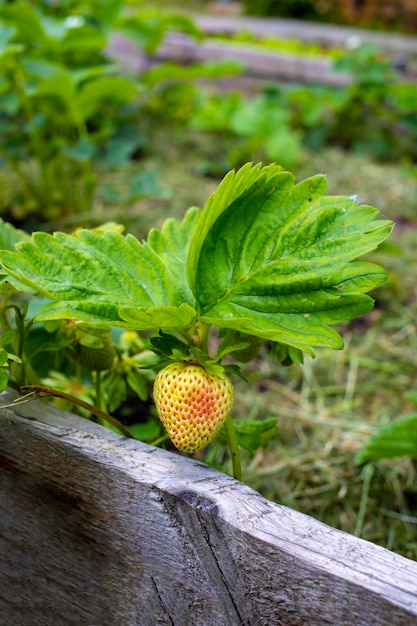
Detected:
left=153, top=361, right=234, bottom=453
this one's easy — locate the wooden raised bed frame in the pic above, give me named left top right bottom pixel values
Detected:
left=1, top=387, right=417, bottom=625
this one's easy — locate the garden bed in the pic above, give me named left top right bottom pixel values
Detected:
left=116, top=11, right=417, bottom=86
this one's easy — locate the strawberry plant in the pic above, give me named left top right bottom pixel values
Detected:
left=0, top=162, right=393, bottom=479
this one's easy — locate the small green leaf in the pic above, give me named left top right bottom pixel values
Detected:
left=355, top=415, right=417, bottom=464
left=0, top=218, right=31, bottom=292
left=0, top=368, right=8, bottom=393
left=128, top=420, right=160, bottom=442
left=0, top=348, right=8, bottom=366
left=119, top=303, right=196, bottom=331
left=104, top=372, right=128, bottom=413
left=0, top=217, right=30, bottom=251
left=0, top=3, right=47, bottom=45
left=235, top=417, right=278, bottom=451
left=33, top=69, right=76, bottom=109
left=126, top=367, right=148, bottom=401
left=61, top=137, right=97, bottom=163
left=218, top=417, right=278, bottom=452
left=0, top=330, right=17, bottom=348
left=150, top=330, right=188, bottom=358
left=74, top=76, right=138, bottom=121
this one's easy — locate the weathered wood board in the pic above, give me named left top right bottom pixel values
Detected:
left=1, top=388, right=417, bottom=626
left=108, top=14, right=417, bottom=88
left=109, top=30, right=350, bottom=87
left=193, top=14, right=417, bottom=58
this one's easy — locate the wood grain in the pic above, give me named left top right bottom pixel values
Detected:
left=1, top=388, right=417, bottom=626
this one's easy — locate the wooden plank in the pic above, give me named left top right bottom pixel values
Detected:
left=1, top=387, right=417, bottom=626
left=192, top=14, right=417, bottom=58
left=154, top=32, right=350, bottom=86
left=109, top=31, right=350, bottom=86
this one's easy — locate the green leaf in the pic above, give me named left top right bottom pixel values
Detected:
left=0, top=218, right=31, bottom=291
left=187, top=162, right=284, bottom=297
left=0, top=368, right=8, bottom=393
left=234, top=417, right=278, bottom=451
left=61, top=137, right=97, bottom=163
left=0, top=228, right=196, bottom=329
left=355, top=415, right=417, bottom=464
left=104, top=372, right=127, bottom=413
left=128, top=419, right=160, bottom=442
left=0, top=330, right=17, bottom=348
left=74, top=76, right=138, bottom=121
left=59, top=25, right=107, bottom=56
left=119, top=303, right=196, bottom=331
left=126, top=367, right=148, bottom=401
left=193, top=169, right=392, bottom=352
left=0, top=3, right=48, bottom=46
left=33, top=69, right=76, bottom=109
left=218, top=417, right=278, bottom=452
left=148, top=206, right=200, bottom=306
left=0, top=217, right=29, bottom=251
left=0, top=348, right=8, bottom=366
left=149, top=330, right=188, bottom=358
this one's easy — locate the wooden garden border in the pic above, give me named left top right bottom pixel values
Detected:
left=109, top=14, right=417, bottom=88
left=1, top=387, right=417, bottom=625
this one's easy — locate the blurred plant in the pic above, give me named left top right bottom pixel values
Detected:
left=190, top=86, right=302, bottom=173
left=0, top=1, right=231, bottom=223
left=356, top=390, right=417, bottom=465
left=0, top=217, right=156, bottom=441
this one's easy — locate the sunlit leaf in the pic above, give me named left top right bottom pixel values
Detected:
left=0, top=368, right=8, bottom=393
left=193, top=169, right=392, bottom=352
left=0, top=227, right=196, bottom=329
left=148, top=206, right=200, bottom=305
left=0, top=217, right=29, bottom=251
left=187, top=162, right=284, bottom=296
left=0, top=217, right=31, bottom=291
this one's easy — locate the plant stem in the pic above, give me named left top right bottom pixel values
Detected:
left=224, top=413, right=242, bottom=481
left=198, top=322, right=210, bottom=355
left=20, top=384, right=135, bottom=439
left=149, top=433, right=170, bottom=447
left=355, top=463, right=374, bottom=537
left=95, top=370, right=103, bottom=411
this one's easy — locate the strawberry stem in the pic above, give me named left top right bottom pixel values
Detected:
left=224, top=413, right=242, bottom=481
left=198, top=322, right=211, bottom=356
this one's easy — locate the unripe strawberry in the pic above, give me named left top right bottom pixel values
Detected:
left=66, top=334, right=115, bottom=371
left=231, top=332, right=264, bottom=363
left=153, top=361, right=234, bottom=453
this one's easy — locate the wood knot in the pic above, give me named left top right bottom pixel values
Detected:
left=176, top=490, right=219, bottom=514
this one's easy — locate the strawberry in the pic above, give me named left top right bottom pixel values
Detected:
left=66, top=333, right=115, bottom=372
left=153, top=361, right=234, bottom=453
left=230, top=332, right=264, bottom=363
